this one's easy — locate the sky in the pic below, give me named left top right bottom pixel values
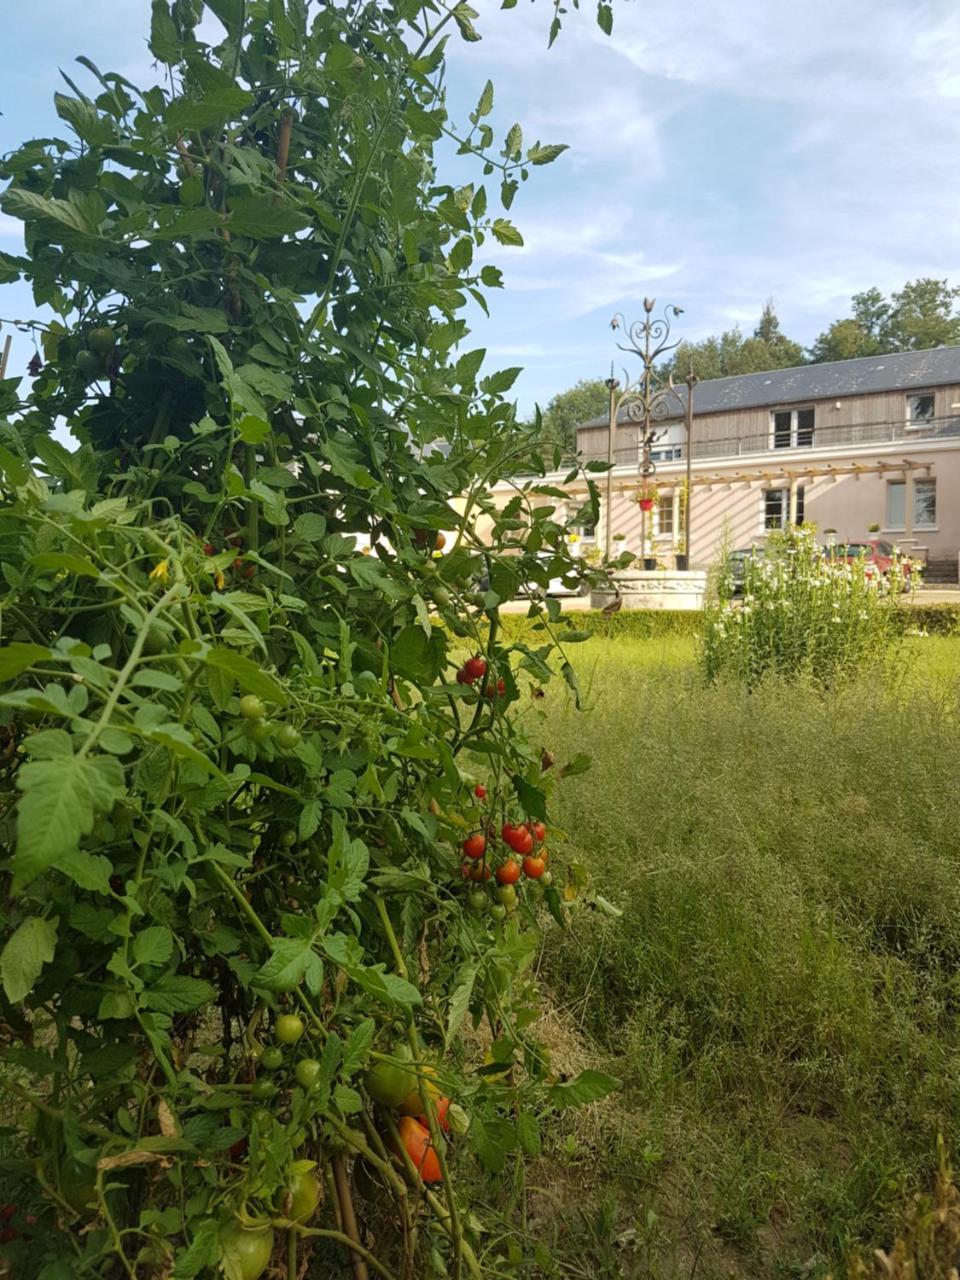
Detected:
left=2, top=0, right=960, bottom=419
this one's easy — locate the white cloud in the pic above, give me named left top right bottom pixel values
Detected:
left=0, top=217, right=22, bottom=239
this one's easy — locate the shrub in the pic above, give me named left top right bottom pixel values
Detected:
left=702, top=526, right=907, bottom=687
left=0, top=5, right=617, bottom=1278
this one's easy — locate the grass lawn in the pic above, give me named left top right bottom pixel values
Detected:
left=529, top=632, right=960, bottom=1278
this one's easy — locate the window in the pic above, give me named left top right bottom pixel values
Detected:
left=657, top=493, right=673, bottom=536
left=886, top=479, right=937, bottom=530
left=574, top=520, right=596, bottom=541
left=907, top=394, right=935, bottom=428
left=771, top=408, right=815, bottom=449
left=651, top=445, right=683, bottom=462
left=915, top=479, right=936, bottom=527
left=764, top=485, right=805, bottom=530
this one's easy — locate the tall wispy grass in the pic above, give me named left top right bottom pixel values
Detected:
left=534, top=633, right=960, bottom=1276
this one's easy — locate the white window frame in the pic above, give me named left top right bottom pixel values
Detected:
left=885, top=479, right=937, bottom=531
left=762, top=485, right=805, bottom=532
left=906, top=393, right=936, bottom=430
left=770, top=407, right=815, bottom=450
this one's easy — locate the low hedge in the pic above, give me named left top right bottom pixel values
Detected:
left=497, top=608, right=705, bottom=643
left=497, top=601, right=960, bottom=643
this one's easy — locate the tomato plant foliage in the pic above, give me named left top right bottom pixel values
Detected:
left=0, top=2, right=618, bottom=1277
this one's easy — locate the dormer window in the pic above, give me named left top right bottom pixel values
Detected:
left=906, top=393, right=935, bottom=427
left=771, top=408, right=814, bottom=449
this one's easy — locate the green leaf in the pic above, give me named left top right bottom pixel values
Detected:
left=321, top=935, right=422, bottom=1008
left=547, top=1069, right=621, bottom=1109
left=512, top=774, right=546, bottom=821
left=559, top=752, right=592, bottom=778
left=1, top=188, right=98, bottom=237
left=13, top=754, right=125, bottom=889
left=171, top=1216, right=220, bottom=1278
left=492, top=218, right=524, bottom=247
left=30, top=552, right=101, bottom=579
left=133, top=926, right=175, bottom=968
left=228, top=196, right=311, bottom=239
left=0, top=643, right=50, bottom=681
left=445, top=960, right=479, bottom=1047
left=341, top=1018, right=376, bottom=1076
left=527, top=142, right=569, bottom=167
left=477, top=79, right=494, bottom=117
left=59, top=850, right=114, bottom=894
left=391, top=625, right=447, bottom=685
left=142, top=975, right=217, bottom=1014
left=204, top=648, right=287, bottom=705
left=235, top=415, right=271, bottom=445
left=149, top=0, right=180, bottom=63
left=597, top=1, right=614, bottom=36
left=517, top=1108, right=542, bottom=1155
left=254, top=937, right=314, bottom=992
left=482, top=366, right=522, bottom=394
left=1, top=915, right=59, bottom=1002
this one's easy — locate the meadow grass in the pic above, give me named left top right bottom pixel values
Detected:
left=529, top=632, right=960, bottom=1278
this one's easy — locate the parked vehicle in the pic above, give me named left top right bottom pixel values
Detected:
left=826, top=540, right=911, bottom=580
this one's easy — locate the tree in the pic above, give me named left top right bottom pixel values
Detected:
left=662, top=301, right=803, bottom=382
left=0, top=5, right=617, bottom=1278
left=532, top=377, right=609, bottom=456
left=809, top=278, right=960, bottom=362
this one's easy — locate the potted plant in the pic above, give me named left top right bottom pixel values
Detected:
left=867, top=522, right=881, bottom=533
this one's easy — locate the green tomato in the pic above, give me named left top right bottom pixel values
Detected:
left=239, top=694, right=266, bottom=721
left=274, top=1014, right=305, bottom=1045
left=244, top=719, right=272, bottom=743
left=278, top=828, right=297, bottom=849
left=354, top=670, right=379, bottom=694
left=540, top=870, right=553, bottom=887
left=260, top=1047, right=284, bottom=1072
left=75, top=349, right=103, bottom=379
left=219, top=1220, right=274, bottom=1280
left=87, top=326, right=116, bottom=355
left=294, top=1058, right=321, bottom=1090
left=489, top=903, right=507, bottom=921
left=467, top=890, right=488, bottom=915
left=251, top=1079, right=278, bottom=1101
left=59, top=1157, right=98, bottom=1215
left=250, top=1108, right=273, bottom=1131
left=493, top=884, right=517, bottom=909
left=276, top=723, right=301, bottom=750
left=285, top=1170, right=321, bottom=1223
left=431, top=585, right=451, bottom=607
left=364, top=1043, right=417, bottom=1107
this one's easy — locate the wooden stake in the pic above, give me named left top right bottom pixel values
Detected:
left=0, top=335, right=11, bottom=380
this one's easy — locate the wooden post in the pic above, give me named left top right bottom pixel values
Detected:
left=904, top=468, right=914, bottom=538
left=789, top=476, right=800, bottom=526
left=0, top=335, right=11, bottom=380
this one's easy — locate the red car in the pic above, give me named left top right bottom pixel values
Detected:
left=827, top=540, right=911, bottom=580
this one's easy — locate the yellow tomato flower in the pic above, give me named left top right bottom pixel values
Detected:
left=149, top=559, right=171, bottom=584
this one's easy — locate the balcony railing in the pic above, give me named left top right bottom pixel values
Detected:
left=581, top=414, right=960, bottom=468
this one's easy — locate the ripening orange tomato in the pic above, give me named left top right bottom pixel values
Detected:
left=396, top=1116, right=442, bottom=1182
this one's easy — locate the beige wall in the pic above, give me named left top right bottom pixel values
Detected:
left=587, top=446, right=960, bottom=564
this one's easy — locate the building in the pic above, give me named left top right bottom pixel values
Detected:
left=504, top=346, right=960, bottom=580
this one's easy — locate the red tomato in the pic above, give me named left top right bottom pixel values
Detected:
left=203, top=542, right=216, bottom=556
left=460, top=862, right=472, bottom=879
left=417, top=1096, right=451, bottom=1133
left=462, top=833, right=486, bottom=860
left=474, top=785, right=486, bottom=799
left=522, top=855, right=546, bottom=880
left=497, top=678, right=506, bottom=695
left=484, top=682, right=496, bottom=699
left=496, top=860, right=520, bottom=886
left=530, top=821, right=547, bottom=843
left=513, top=827, right=534, bottom=857
left=501, top=823, right=521, bottom=850
left=397, top=1116, right=442, bottom=1182
left=464, top=656, right=487, bottom=681
left=468, top=863, right=491, bottom=882
left=0, top=1206, right=15, bottom=1223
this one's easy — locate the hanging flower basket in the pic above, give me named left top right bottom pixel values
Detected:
left=639, top=497, right=654, bottom=512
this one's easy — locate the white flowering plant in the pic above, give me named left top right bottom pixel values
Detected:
left=703, top=526, right=910, bottom=687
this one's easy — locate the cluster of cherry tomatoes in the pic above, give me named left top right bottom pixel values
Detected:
left=202, top=529, right=256, bottom=581
left=454, top=655, right=506, bottom=700
left=459, top=811, right=552, bottom=917
left=0, top=1202, right=37, bottom=1245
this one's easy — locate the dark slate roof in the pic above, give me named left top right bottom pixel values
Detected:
left=580, top=345, right=960, bottom=429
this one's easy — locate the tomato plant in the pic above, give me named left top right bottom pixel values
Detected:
left=0, top=2, right=623, bottom=1277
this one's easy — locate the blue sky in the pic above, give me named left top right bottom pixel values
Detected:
left=2, top=0, right=960, bottom=418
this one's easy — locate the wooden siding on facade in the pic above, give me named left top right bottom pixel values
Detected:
left=576, top=385, right=960, bottom=461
